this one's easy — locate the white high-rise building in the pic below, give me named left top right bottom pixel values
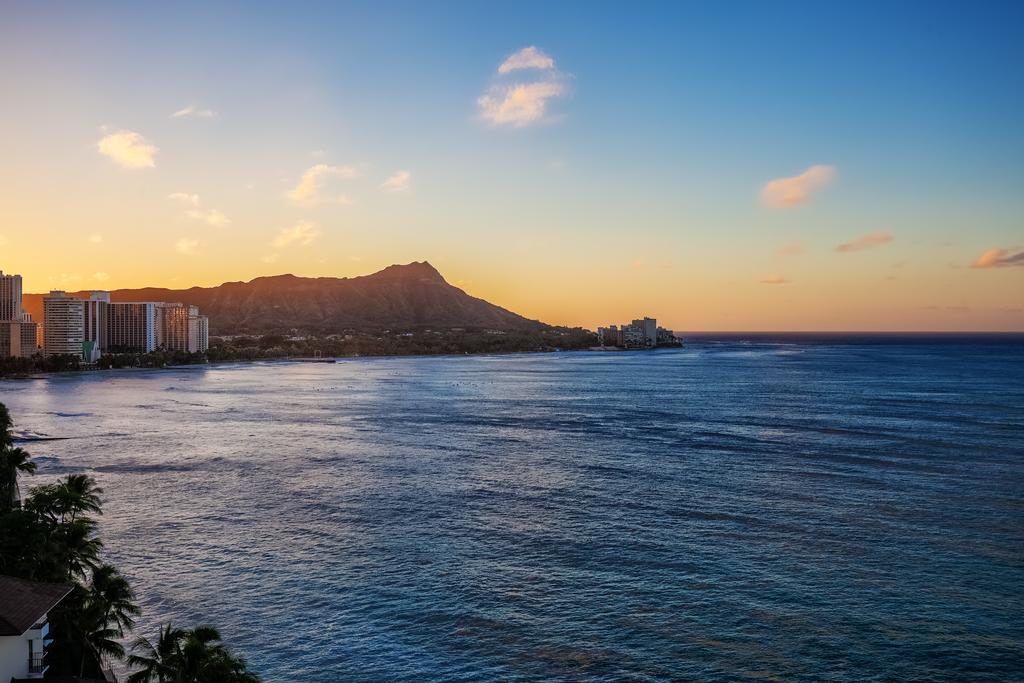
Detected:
left=43, top=291, right=85, bottom=357
left=82, top=291, right=110, bottom=362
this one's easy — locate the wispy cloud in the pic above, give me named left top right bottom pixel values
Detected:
left=93, top=272, right=110, bottom=282
left=187, top=209, right=230, bottom=228
left=479, top=81, right=568, bottom=127
left=288, top=164, right=358, bottom=204
left=479, top=46, right=569, bottom=127
left=175, top=238, right=199, bottom=255
left=836, top=231, right=893, bottom=252
left=88, top=234, right=103, bottom=244
left=172, top=104, right=217, bottom=119
left=498, top=46, right=555, bottom=74
left=779, top=241, right=804, bottom=256
left=760, top=165, right=835, bottom=208
left=972, top=247, right=1024, bottom=268
left=261, top=253, right=280, bottom=264
left=168, top=194, right=229, bottom=227
left=97, top=130, right=157, bottom=169
left=760, top=274, right=790, bottom=284
left=381, top=170, right=411, bottom=193
left=168, top=192, right=200, bottom=206
left=272, top=221, right=321, bottom=248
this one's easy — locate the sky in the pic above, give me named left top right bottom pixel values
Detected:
left=1, top=1, right=1022, bottom=331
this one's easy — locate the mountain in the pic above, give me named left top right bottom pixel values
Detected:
left=24, top=261, right=546, bottom=336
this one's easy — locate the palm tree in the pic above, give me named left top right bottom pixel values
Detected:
left=127, top=624, right=260, bottom=683
left=127, top=623, right=187, bottom=683
left=0, top=445, right=36, bottom=511
left=28, top=473, right=104, bottom=524
left=87, top=564, right=140, bottom=633
left=72, top=564, right=140, bottom=677
left=0, top=401, right=35, bottom=511
left=0, top=402, right=14, bottom=450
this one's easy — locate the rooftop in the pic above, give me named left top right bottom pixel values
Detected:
left=0, top=575, right=73, bottom=636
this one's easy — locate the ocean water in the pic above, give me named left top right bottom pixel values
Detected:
left=2, top=338, right=1023, bottom=681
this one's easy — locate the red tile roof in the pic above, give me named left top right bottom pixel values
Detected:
left=0, top=575, right=73, bottom=636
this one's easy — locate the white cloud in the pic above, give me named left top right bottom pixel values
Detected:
left=172, top=104, right=217, bottom=119
left=836, top=232, right=893, bottom=252
left=88, top=234, right=103, bottom=244
left=288, top=164, right=358, bottom=204
left=97, top=130, right=158, bottom=169
left=168, top=192, right=201, bottom=206
left=93, top=272, right=110, bottom=282
left=478, top=81, right=567, bottom=127
left=381, top=170, right=411, bottom=192
left=760, top=165, right=835, bottom=208
left=971, top=247, right=1024, bottom=268
left=479, top=46, right=569, bottom=128
left=187, top=209, right=231, bottom=228
left=498, top=46, right=555, bottom=74
left=57, top=273, right=82, bottom=286
left=272, top=221, right=321, bottom=248
left=175, top=237, right=200, bottom=255
left=261, top=253, right=280, bottom=264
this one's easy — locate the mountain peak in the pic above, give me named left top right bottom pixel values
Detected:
left=371, top=261, right=446, bottom=283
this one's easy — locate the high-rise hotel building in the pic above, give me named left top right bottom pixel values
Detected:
left=0, top=271, right=24, bottom=321
left=107, top=302, right=158, bottom=352
left=0, top=270, right=39, bottom=358
left=156, top=303, right=209, bottom=353
left=43, top=291, right=85, bottom=356
left=41, top=293, right=208, bottom=358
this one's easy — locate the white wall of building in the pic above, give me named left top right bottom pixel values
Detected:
left=0, top=634, right=30, bottom=681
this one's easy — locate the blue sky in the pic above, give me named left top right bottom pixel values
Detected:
left=1, top=1, right=1022, bottom=329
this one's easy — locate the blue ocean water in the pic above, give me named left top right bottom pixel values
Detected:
left=2, top=337, right=1023, bottom=681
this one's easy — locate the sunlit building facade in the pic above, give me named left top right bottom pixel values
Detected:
left=0, top=271, right=24, bottom=322
left=43, top=291, right=85, bottom=357
left=0, top=321, right=37, bottom=358
left=157, top=303, right=208, bottom=353
left=107, top=302, right=158, bottom=352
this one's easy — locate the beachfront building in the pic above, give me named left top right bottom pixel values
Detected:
left=157, top=303, right=208, bottom=353
left=0, top=270, right=39, bottom=358
left=107, top=302, right=158, bottom=352
left=0, top=575, right=72, bottom=681
left=596, top=316, right=678, bottom=349
left=0, top=271, right=24, bottom=322
left=0, top=321, right=38, bottom=359
left=42, top=291, right=85, bottom=357
left=82, top=292, right=110, bottom=363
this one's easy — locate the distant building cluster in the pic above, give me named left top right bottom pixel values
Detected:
left=0, top=269, right=209, bottom=361
left=596, top=317, right=678, bottom=349
left=0, top=270, right=37, bottom=359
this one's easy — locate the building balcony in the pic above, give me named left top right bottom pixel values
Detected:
left=27, top=653, right=47, bottom=677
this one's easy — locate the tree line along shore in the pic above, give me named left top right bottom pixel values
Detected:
left=2, top=327, right=599, bottom=378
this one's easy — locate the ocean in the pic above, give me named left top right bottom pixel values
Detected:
left=2, top=336, right=1023, bottom=681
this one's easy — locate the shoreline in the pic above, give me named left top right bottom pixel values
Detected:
left=0, top=346, right=695, bottom=382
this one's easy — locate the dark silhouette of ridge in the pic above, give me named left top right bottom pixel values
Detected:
left=24, top=261, right=545, bottom=335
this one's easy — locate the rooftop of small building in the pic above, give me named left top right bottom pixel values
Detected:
left=0, top=575, right=73, bottom=636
